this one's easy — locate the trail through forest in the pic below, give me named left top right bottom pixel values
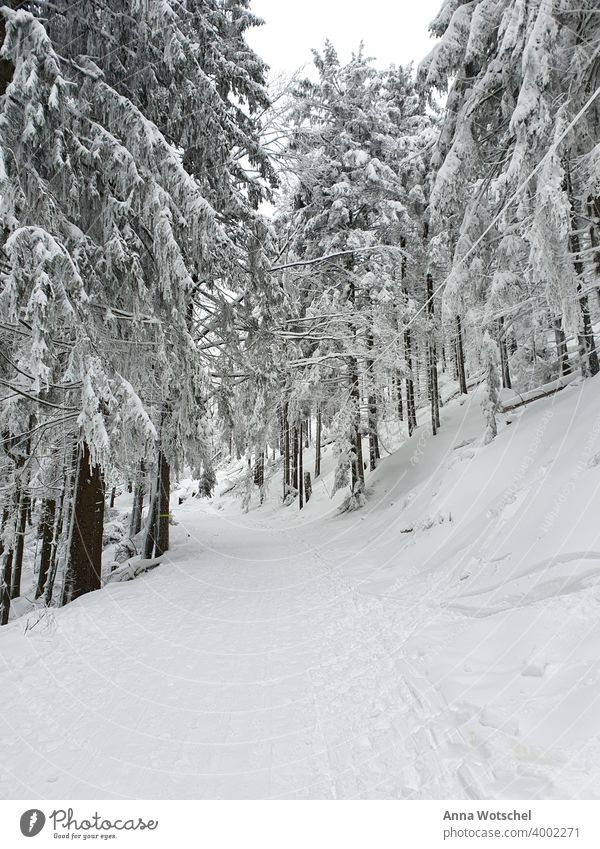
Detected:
left=2, top=382, right=600, bottom=800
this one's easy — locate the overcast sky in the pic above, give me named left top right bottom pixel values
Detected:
left=246, top=0, right=442, bottom=79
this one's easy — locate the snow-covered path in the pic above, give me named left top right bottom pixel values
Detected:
left=3, top=381, right=600, bottom=800
left=0, top=506, right=464, bottom=799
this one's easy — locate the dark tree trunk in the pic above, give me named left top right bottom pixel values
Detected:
left=35, top=498, right=56, bottom=599
left=291, top=426, right=298, bottom=493
left=129, top=460, right=145, bottom=538
left=393, top=300, right=404, bottom=422
left=298, top=422, right=304, bottom=510
left=315, top=406, right=322, bottom=479
left=0, top=506, right=11, bottom=625
left=588, top=196, right=600, bottom=307
left=63, top=441, right=105, bottom=604
left=366, top=330, right=380, bottom=471
left=368, top=397, right=379, bottom=469
left=254, top=451, right=265, bottom=503
left=283, top=403, right=290, bottom=496
left=304, top=472, right=312, bottom=503
left=368, top=401, right=379, bottom=471
left=10, top=484, right=28, bottom=599
left=427, top=343, right=438, bottom=436
left=109, top=486, right=116, bottom=509
left=278, top=407, right=283, bottom=457
left=396, top=373, right=404, bottom=422
left=0, top=11, right=15, bottom=100
left=404, top=329, right=417, bottom=436
left=347, top=268, right=365, bottom=496
left=401, top=244, right=417, bottom=435
left=456, top=315, right=468, bottom=394
left=498, top=315, right=512, bottom=389
left=155, top=449, right=170, bottom=558
left=426, top=273, right=440, bottom=434
left=0, top=551, right=12, bottom=626
left=451, top=332, right=459, bottom=380
left=0, top=507, right=6, bottom=561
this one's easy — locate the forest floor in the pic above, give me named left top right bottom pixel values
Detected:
left=2, top=377, right=600, bottom=799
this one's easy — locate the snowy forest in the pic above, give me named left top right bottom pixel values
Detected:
left=1, top=0, right=600, bottom=802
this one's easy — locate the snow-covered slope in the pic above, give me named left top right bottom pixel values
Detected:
left=2, top=378, right=600, bottom=799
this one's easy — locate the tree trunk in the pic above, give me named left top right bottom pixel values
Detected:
left=155, top=449, right=170, bottom=558
left=63, top=441, right=105, bottom=604
left=143, top=486, right=158, bottom=560
left=456, top=315, right=468, bottom=394
left=393, top=299, right=404, bottom=423
left=298, top=422, right=304, bottom=510
left=404, top=328, right=417, bottom=436
left=396, top=373, right=404, bottom=422
left=426, top=273, right=440, bottom=434
left=315, top=406, right=322, bottom=478
left=349, top=360, right=365, bottom=492
left=0, top=551, right=11, bottom=626
left=277, top=406, right=283, bottom=457
left=366, top=330, right=380, bottom=470
left=290, top=426, right=298, bottom=493
left=9, top=484, right=28, bottom=599
left=0, top=11, right=15, bottom=100
left=553, top=317, right=571, bottom=376
left=347, top=268, right=365, bottom=496
left=565, top=160, right=599, bottom=376
left=253, top=451, right=264, bottom=487
left=575, top=275, right=599, bottom=377
left=304, top=472, right=312, bottom=503
left=588, top=196, right=600, bottom=305
left=498, top=315, right=512, bottom=389
left=35, top=498, right=56, bottom=600
left=45, top=473, right=68, bottom=606
left=0, top=507, right=11, bottom=625
left=283, top=403, right=290, bottom=496
left=368, top=396, right=379, bottom=471
left=129, top=460, right=145, bottom=538
left=402, top=249, right=417, bottom=434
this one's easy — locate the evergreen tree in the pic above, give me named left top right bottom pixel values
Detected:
left=273, top=45, right=436, bottom=508
left=0, top=0, right=274, bottom=616
left=419, top=0, right=600, bottom=417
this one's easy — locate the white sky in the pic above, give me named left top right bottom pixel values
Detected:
left=246, top=0, right=442, bottom=78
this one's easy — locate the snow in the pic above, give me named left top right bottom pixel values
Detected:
left=2, top=378, right=600, bottom=799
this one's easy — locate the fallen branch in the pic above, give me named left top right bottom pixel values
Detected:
left=499, top=373, right=578, bottom=413
left=106, top=555, right=163, bottom=584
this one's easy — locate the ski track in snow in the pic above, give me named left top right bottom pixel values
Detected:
left=0, top=515, right=463, bottom=799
